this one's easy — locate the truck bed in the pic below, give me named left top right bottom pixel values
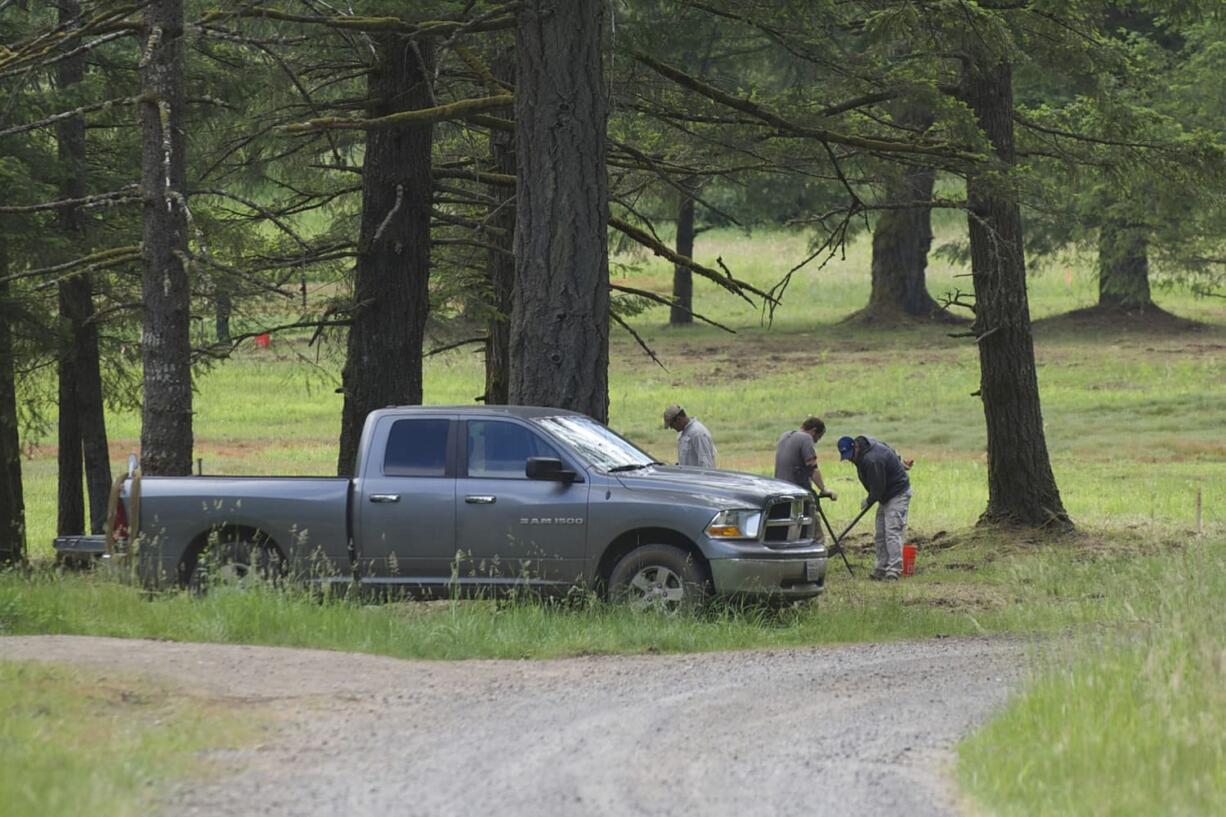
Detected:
left=129, top=475, right=353, bottom=581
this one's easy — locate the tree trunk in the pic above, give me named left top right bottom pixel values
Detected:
left=0, top=257, right=25, bottom=566
left=863, top=166, right=944, bottom=318
left=215, top=285, right=232, bottom=343
left=509, top=0, right=610, bottom=422
left=337, top=36, right=435, bottom=475
left=55, top=0, right=85, bottom=536
left=139, top=0, right=193, bottom=476
left=670, top=181, right=696, bottom=326
left=961, top=58, right=1069, bottom=528
left=483, top=49, right=515, bottom=405
left=55, top=0, right=111, bottom=533
left=76, top=300, right=111, bottom=532
left=1097, top=220, right=1153, bottom=311
left=858, top=104, right=947, bottom=322
left=56, top=290, right=84, bottom=536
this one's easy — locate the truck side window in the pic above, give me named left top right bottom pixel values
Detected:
left=467, top=420, right=560, bottom=479
left=384, top=419, right=450, bottom=477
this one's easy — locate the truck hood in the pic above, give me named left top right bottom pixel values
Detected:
left=611, top=465, right=807, bottom=508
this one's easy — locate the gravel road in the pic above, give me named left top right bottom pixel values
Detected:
left=0, top=635, right=1024, bottom=817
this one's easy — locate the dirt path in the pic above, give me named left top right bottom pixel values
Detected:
left=0, top=635, right=1025, bottom=817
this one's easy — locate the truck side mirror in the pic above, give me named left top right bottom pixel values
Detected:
left=525, top=457, right=576, bottom=482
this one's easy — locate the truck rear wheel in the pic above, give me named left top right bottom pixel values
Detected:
left=608, top=544, right=708, bottom=613
left=182, top=529, right=283, bottom=593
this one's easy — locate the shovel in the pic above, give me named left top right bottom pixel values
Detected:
left=815, top=497, right=875, bottom=577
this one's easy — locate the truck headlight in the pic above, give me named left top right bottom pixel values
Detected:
left=706, top=509, right=762, bottom=539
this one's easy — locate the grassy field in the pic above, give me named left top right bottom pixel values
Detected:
left=0, top=660, right=258, bottom=817
left=7, top=225, right=1225, bottom=816
left=959, top=539, right=1226, bottom=817
left=0, top=527, right=1219, bottom=659
left=17, top=226, right=1226, bottom=553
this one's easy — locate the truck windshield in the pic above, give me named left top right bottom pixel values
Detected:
left=532, top=415, right=658, bottom=472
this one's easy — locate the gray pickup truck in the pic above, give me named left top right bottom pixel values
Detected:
left=63, top=406, right=827, bottom=608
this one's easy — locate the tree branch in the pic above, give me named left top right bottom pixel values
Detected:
left=609, top=215, right=774, bottom=305
left=282, top=93, right=512, bottom=132
left=611, top=312, right=667, bottom=371
left=0, top=186, right=140, bottom=214
left=633, top=51, right=979, bottom=161
left=611, top=283, right=736, bottom=333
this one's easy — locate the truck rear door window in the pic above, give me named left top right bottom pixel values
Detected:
left=466, top=420, right=560, bottom=478
left=384, top=419, right=450, bottom=477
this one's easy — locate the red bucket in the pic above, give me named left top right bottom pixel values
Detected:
left=902, top=543, right=917, bottom=577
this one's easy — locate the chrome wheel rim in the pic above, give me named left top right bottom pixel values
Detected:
left=627, top=565, right=686, bottom=612
left=214, top=560, right=251, bottom=586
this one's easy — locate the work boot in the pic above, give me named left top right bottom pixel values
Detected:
left=868, top=568, right=887, bottom=581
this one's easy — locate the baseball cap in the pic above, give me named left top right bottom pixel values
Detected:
left=837, top=436, right=856, bottom=460
left=662, top=404, right=684, bottom=428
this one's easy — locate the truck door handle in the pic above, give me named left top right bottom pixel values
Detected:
left=465, top=495, right=497, bottom=505
left=369, top=494, right=400, bottom=504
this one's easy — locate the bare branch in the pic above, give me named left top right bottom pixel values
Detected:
left=611, top=312, right=667, bottom=371
left=611, top=283, right=736, bottom=333
left=609, top=215, right=773, bottom=305
left=425, top=336, right=486, bottom=357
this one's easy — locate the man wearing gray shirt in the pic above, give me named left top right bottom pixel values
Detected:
left=775, top=416, right=837, bottom=499
left=663, top=404, right=717, bottom=469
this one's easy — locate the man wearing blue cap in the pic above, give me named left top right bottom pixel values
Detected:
left=838, top=435, right=912, bottom=580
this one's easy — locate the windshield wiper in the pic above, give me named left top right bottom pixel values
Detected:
left=606, top=461, right=662, bottom=473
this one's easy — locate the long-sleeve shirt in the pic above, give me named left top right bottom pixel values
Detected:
left=677, top=418, right=717, bottom=469
left=854, top=435, right=910, bottom=505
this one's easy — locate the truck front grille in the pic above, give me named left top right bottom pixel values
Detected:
left=762, top=496, right=815, bottom=546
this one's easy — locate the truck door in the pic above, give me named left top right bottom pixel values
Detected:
left=356, top=415, right=457, bottom=581
left=456, top=419, right=590, bottom=586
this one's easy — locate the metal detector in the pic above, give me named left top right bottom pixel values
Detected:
left=814, top=497, right=875, bottom=577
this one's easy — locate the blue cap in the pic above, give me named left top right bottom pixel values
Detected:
left=837, top=436, right=855, bottom=461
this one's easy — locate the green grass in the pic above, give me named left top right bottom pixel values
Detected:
left=959, top=538, right=1226, bottom=817
left=0, top=660, right=256, bottom=817
left=1, top=530, right=1219, bottom=660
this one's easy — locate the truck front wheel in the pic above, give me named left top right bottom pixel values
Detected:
left=608, top=544, right=708, bottom=613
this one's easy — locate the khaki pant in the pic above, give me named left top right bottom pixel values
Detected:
left=874, top=489, right=912, bottom=578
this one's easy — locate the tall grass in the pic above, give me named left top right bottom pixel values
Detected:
left=959, top=539, right=1226, bottom=817
left=2, top=531, right=1216, bottom=660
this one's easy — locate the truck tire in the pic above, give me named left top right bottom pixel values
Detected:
left=608, top=544, right=708, bottom=613
left=182, top=529, right=283, bottom=593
